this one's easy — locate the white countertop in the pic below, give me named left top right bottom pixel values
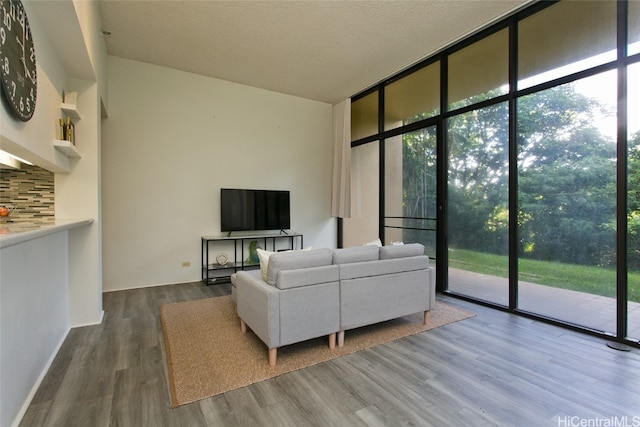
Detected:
left=0, top=218, right=94, bottom=248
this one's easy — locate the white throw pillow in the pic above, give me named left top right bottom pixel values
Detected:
left=257, top=247, right=313, bottom=282
left=256, top=248, right=274, bottom=281
left=365, top=238, right=382, bottom=247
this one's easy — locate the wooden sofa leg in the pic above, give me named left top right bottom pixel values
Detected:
left=240, top=318, right=247, bottom=333
left=338, top=330, right=345, bottom=347
left=424, top=310, right=430, bottom=325
left=269, top=348, right=277, bottom=367
left=329, top=333, right=336, bottom=350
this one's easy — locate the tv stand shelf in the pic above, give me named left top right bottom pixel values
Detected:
left=201, top=232, right=303, bottom=285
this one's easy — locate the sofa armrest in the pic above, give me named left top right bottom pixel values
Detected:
left=236, top=270, right=280, bottom=348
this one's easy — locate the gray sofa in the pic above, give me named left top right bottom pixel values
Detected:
left=235, top=243, right=434, bottom=366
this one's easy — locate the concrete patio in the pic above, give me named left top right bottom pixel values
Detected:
left=448, top=267, right=640, bottom=341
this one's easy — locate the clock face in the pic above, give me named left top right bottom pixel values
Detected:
left=0, top=0, right=37, bottom=122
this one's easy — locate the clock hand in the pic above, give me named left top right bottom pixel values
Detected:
left=21, top=57, right=29, bottom=76
left=15, top=34, right=27, bottom=74
left=17, top=26, right=34, bottom=84
left=19, top=22, right=35, bottom=85
left=20, top=57, right=36, bottom=84
left=22, top=17, right=26, bottom=57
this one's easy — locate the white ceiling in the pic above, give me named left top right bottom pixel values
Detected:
left=98, top=0, right=532, bottom=105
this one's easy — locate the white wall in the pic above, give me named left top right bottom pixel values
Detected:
left=55, top=78, right=103, bottom=325
left=102, top=57, right=336, bottom=291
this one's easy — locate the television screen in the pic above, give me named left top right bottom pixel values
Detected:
left=221, top=188, right=290, bottom=232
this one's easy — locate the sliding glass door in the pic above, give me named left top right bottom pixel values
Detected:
left=446, top=103, right=509, bottom=306
left=385, top=128, right=437, bottom=260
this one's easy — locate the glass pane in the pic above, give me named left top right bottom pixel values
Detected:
left=630, top=0, right=640, bottom=56
left=351, top=91, right=378, bottom=142
left=384, top=128, right=437, bottom=259
left=628, top=63, right=640, bottom=340
left=385, top=62, right=440, bottom=131
left=343, top=141, right=379, bottom=247
left=517, top=72, right=617, bottom=332
left=518, top=1, right=616, bottom=89
left=448, top=29, right=508, bottom=109
left=447, top=103, right=509, bottom=305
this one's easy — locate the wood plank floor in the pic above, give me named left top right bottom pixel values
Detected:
left=20, top=282, right=640, bottom=427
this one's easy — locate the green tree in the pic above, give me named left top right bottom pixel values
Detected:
left=447, top=101, right=509, bottom=254
left=517, top=86, right=617, bottom=266
left=399, top=81, right=619, bottom=269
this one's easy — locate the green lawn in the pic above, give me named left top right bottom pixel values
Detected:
left=448, top=248, right=640, bottom=303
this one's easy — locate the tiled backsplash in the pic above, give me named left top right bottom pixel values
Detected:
left=0, top=164, right=55, bottom=222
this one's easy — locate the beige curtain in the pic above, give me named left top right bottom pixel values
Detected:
left=331, top=99, right=351, bottom=218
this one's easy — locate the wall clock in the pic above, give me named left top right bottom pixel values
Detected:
left=0, top=0, right=37, bottom=122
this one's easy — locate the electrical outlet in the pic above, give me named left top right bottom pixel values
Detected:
left=181, top=261, right=190, bottom=267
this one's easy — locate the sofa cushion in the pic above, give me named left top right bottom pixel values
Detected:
left=338, top=256, right=429, bottom=280
left=266, top=248, right=332, bottom=286
left=258, top=247, right=313, bottom=282
left=379, top=243, right=425, bottom=260
left=276, top=265, right=339, bottom=289
left=332, top=245, right=379, bottom=265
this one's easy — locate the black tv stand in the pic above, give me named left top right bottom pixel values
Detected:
left=201, top=232, right=303, bottom=285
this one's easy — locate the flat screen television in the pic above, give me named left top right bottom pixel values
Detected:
left=220, top=188, right=291, bottom=232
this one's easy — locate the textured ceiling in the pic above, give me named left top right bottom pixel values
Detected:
left=98, top=0, right=532, bottom=104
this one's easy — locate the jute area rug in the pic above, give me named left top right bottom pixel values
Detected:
left=160, top=295, right=475, bottom=407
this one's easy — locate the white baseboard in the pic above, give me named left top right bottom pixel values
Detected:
left=70, top=309, right=105, bottom=328
left=102, top=280, right=209, bottom=293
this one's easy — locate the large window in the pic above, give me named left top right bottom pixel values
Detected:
left=631, top=0, right=640, bottom=56
left=385, top=62, right=440, bottom=131
left=518, top=1, right=616, bottom=89
left=351, top=91, right=378, bottom=141
left=448, top=29, right=509, bottom=109
left=345, top=0, right=639, bottom=346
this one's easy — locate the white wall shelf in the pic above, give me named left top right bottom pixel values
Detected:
left=61, top=103, right=81, bottom=121
left=54, top=140, right=81, bottom=158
